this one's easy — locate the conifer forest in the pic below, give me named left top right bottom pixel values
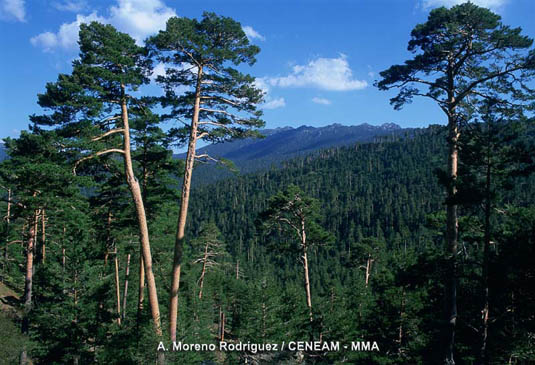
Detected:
left=1, top=3, right=535, bottom=364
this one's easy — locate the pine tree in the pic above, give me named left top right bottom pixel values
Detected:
left=377, top=4, right=535, bottom=362
left=147, top=12, right=265, bottom=341
left=30, top=21, right=164, bottom=344
left=259, top=185, right=333, bottom=328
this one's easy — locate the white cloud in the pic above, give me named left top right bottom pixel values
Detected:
left=31, top=0, right=176, bottom=52
left=421, top=0, right=507, bottom=9
left=254, top=77, right=270, bottom=96
left=31, top=12, right=106, bottom=51
left=53, top=0, right=87, bottom=12
left=254, top=78, right=285, bottom=110
left=0, top=0, right=26, bottom=22
left=242, top=25, right=265, bottom=41
left=262, top=97, right=286, bottom=110
left=30, top=32, right=58, bottom=51
left=312, top=97, right=331, bottom=105
left=108, top=0, right=176, bottom=44
left=266, top=54, right=367, bottom=91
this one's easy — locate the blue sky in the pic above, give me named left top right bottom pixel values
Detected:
left=1, top=0, right=534, bottom=140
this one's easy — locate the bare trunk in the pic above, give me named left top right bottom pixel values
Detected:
left=303, top=248, right=313, bottom=322
left=137, top=254, right=145, bottom=321
left=198, top=243, right=208, bottom=300
left=114, top=250, right=121, bottom=325
left=261, top=302, right=266, bottom=341
left=21, top=210, right=38, bottom=364
left=23, top=211, right=38, bottom=329
left=121, top=85, right=162, bottom=337
left=301, top=219, right=313, bottom=323
left=169, top=65, right=203, bottom=342
left=137, top=164, right=147, bottom=325
left=480, top=151, right=492, bottom=364
left=398, top=287, right=406, bottom=355
left=445, top=110, right=459, bottom=365
left=365, top=254, right=373, bottom=288
left=41, top=209, right=46, bottom=264
left=122, top=253, right=131, bottom=321
left=236, top=259, right=239, bottom=280
left=219, top=308, right=226, bottom=341
left=104, top=211, right=112, bottom=267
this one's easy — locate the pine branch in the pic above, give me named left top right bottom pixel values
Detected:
left=73, top=148, right=125, bottom=175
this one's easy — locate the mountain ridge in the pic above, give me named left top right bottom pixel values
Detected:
left=179, top=122, right=407, bottom=162
left=178, top=122, right=412, bottom=183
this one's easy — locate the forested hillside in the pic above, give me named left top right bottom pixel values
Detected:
left=1, top=3, right=535, bottom=365
left=1, top=126, right=534, bottom=363
left=179, top=122, right=408, bottom=183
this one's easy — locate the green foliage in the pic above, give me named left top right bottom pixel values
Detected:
left=0, top=312, right=33, bottom=363
left=148, top=12, right=265, bottom=149
left=377, top=2, right=535, bottom=115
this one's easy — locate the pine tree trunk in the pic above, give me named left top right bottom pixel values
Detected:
left=137, top=254, right=145, bottom=321
left=198, top=243, right=208, bottom=300
left=303, top=249, right=312, bottom=320
left=122, top=253, right=131, bottom=321
left=218, top=307, right=225, bottom=341
left=480, top=151, right=492, bottom=364
left=444, top=107, right=459, bottom=365
left=23, top=210, right=38, bottom=329
left=221, top=312, right=225, bottom=341
left=301, top=220, right=313, bottom=323
left=41, top=209, right=46, bottom=264
left=261, top=302, right=266, bottom=341
left=120, top=85, right=162, bottom=338
left=21, top=209, right=38, bottom=365
left=398, top=287, right=406, bottom=355
left=114, top=250, right=121, bottom=325
left=104, top=211, right=112, bottom=267
left=169, top=65, right=203, bottom=342
left=137, top=150, right=148, bottom=325
left=365, top=254, right=373, bottom=288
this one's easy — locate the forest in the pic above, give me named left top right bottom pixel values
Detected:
left=1, top=3, right=535, bottom=365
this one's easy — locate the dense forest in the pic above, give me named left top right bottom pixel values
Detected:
left=1, top=3, right=535, bottom=365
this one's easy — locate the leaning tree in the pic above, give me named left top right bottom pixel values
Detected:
left=147, top=12, right=265, bottom=342
left=31, top=22, right=164, bottom=341
left=376, top=3, right=535, bottom=363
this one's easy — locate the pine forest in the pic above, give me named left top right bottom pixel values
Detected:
left=0, top=3, right=534, bottom=364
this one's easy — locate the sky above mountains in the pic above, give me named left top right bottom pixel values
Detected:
left=1, top=0, right=534, bottom=140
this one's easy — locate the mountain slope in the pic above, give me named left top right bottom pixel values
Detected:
left=182, top=122, right=409, bottom=182
left=193, top=122, right=404, bottom=161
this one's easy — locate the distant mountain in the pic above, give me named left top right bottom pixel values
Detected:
left=190, top=122, right=404, bottom=162
left=0, top=123, right=409, bottom=178
left=178, top=122, right=410, bottom=183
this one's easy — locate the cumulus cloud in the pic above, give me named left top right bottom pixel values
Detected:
left=421, top=0, right=508, bottom=9
left=242, top=25, right=265, bottom=41
left=0, top=0, right=26, bottom=22
left=312, top=97, right=331, bottom=105
left=266, top=54, right=367, bottom=91
left=31, top=0, right=176, bottom=52
left=108, top=0, right=176, bottom=44
left=262, top=97, right=286, bottom=110
left=53, top=0, right=87, bottom=12
left=31, top=12, right=106, bottom=51
left=254, top=78, right=285, bottom=110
